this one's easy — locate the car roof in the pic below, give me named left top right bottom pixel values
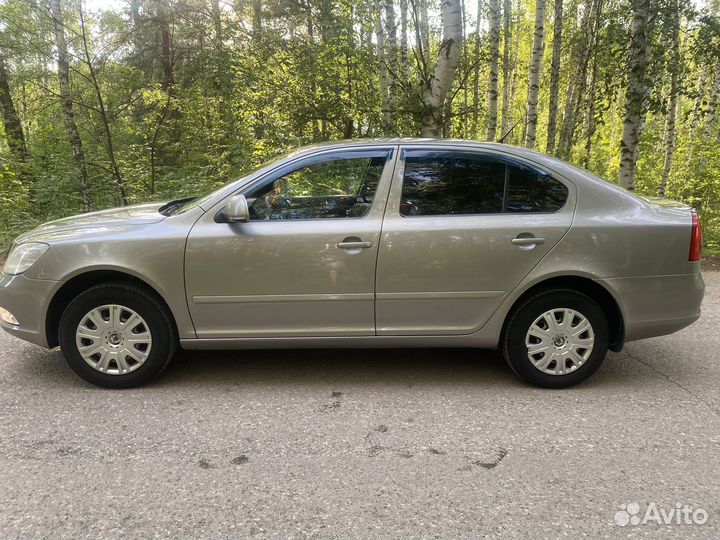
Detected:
left=292, top=138, right=559, bottom=163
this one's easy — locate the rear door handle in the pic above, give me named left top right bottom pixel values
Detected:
left=337, top=240, right=373, bottom=249
left=511, top=236, right=546, bottom=246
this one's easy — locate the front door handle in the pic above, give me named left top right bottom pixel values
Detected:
left=511, top=236, right=546, bottom=246
left=337, top=240, right=373, bottom=250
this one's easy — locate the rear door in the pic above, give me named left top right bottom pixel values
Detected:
left=375, top=147, right=575, bottom=335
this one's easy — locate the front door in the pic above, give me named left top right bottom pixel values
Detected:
left=185, top=147, right=396, bottom=338
left=375, top=147, right=575, bottom=335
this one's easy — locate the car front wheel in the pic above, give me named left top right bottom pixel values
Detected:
left=502, top=290, right=609, bottom=388
left=58, top=282, right=177, bottom=388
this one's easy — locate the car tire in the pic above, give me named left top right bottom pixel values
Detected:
left=502, top=289, right=609, bottom=388
left=58, top=282, right=177, bottom=388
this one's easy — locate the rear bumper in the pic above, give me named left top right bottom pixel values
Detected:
left=0, top=273, right=58, bottom=348
left=600, top=273, right=704, bottom=342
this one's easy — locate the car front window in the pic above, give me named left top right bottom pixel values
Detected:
left=245, top=154, right=389, bottom=220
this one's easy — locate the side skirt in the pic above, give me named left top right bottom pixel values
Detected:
left=180, top=334, right=498, bottom=350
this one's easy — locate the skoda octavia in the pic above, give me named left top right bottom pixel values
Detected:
left=0, top=140, right=705, bottom=388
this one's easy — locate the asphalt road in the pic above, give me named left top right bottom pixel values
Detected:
left=1, top=273, right=719, bottom=540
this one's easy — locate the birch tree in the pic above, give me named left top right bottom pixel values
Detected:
left=500, top=0, right=512, bottom=137
left=471, top=0, right=483, bottom=138
left=658, top=0, right=681, bottom=197
left=400, top=0, right=409, bottom=85
left=420, top=0, right=464, bottom=136
left=556, top=0, right=593, bottom=158
left=374, top=0, right=391, bottom=127
left=50, top=0, right=93, bottom=211
left=384, top=0, right=399, bottom=129
left=546, top=0, right=563, bottom=153
left=618, top=0, right=651, bottom=191
left=486, top=0, right=501, bottom=140
left=524, top=0, right=546, bottom=148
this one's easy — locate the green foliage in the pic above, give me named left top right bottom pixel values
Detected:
left=0, top=0, right=718, bottom=251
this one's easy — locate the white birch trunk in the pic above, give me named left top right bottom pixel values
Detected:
left=618, top=0, right=650, bottom=191
left=524, top=0, right=546, bottom=148
left=384, top=0, right=398, bottom=126
left=658, top=2, right=681, bottom=197
left=500, top=0, right=512, bottom=137
left=420, top=0, right=464, bottom=136
left=486, top=0, right=501, bottom=140
left=545, top=0, right=563, bottom=153
left=374, top=0, right=391, bottom=127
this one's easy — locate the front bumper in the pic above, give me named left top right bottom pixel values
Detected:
left=0, top=273, right=59, bottom=348
left=601, top=272, right=705, bottom=342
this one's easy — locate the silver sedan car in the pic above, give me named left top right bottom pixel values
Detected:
left=0, top=139, right=705, bottom=388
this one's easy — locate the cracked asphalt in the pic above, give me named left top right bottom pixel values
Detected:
left=1, top=272, right=719, bottom=539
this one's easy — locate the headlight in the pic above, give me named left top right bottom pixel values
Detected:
left=2, top=243, right=49, bottom=275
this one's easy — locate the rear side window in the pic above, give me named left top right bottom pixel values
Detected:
left=400, top=151, right=568, bottom=216
left=400, top=155, right=506, bottom=216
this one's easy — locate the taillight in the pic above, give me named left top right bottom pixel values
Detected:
left=689, top=210, right=703, bottom=262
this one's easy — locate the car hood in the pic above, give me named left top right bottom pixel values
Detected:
left=15, top=202, right=168, bottom=244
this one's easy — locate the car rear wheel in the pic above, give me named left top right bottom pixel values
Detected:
left=58, top=282, right=177, bottom=388
left=502, top=290, right=609, bottom=388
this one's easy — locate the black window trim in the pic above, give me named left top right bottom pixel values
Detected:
left=398, top=148, right=570, bottom=218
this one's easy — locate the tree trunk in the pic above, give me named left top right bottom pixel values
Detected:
left=50, top=0, right=93, bottom=212
left=506, top=14, right=522, bottom=142
left=252, top=0, right=263, bottom=40
left=0, top=54, right=27, bottom=164
left=658, top=0, right=681, bottom=197
left=471, top=0, right=483, bottom=138
left=374, top=0, right=391, bottom=127
left=400, top=0, right=409, bottom=86
left=419, top=0, right=430, bottom=65
left=486, top=0, right=501, bottom=140
left=212, top=0, right=223, bottom=43
left=130, top=0, right=144, bottom=67
left=583, top=0, right=604, bottom=166
left=500, top=0, right=512, bottom=137
left=420, top=0, right=464, bottom=136
left=556, top=0, right=593, bottom=159
left=545, top=0, right=563, bottom=153
left=618, top=0, right=650, bottom=191
left=524, top=0, right=546, bottom=148
left=384, top=0, right=398, bottom=129
left=702, top=62, right=720, bottom=138
left=79, top=4, right=128, bottom=206
left=158, top=2, right=174, bottom=92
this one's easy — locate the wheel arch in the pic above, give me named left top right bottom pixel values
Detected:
left=501, top=275, right=625, bottom=352
left=45, top=268, right=177, bottom=348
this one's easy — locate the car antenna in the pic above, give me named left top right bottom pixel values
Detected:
left=498, top=113, right=527, bottom=144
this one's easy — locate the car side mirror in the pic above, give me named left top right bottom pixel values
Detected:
left=224, top=194, right=250, bottom=223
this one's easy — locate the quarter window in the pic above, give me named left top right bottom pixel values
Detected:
left=246, top=155, right=387, bottom=220
left=400, top=152, right=568, bottom=216
left=506, top=162, right=568, bottom=213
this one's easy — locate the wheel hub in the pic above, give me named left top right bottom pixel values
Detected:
left=75, top=304, right=152, bottom=376
left=525, top=308, right=595, bottom=376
